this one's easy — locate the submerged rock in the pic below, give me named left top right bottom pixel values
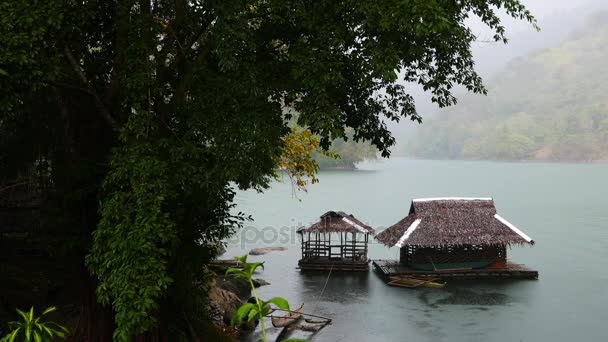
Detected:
left=248, top=246, right=287, bottom=255
left=252, top=278, right=270, bottom=287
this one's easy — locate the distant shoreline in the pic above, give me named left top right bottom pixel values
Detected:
left=366, top=156, right=608, bottom=165
left=318, top=165, right=356, bottom=171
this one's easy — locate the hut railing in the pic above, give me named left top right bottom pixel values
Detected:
left=302, top=239, right=368, bottom=261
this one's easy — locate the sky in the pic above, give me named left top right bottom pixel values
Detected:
left=477, top=0, right=607, bottom=33
left=470, top=0, right=608, bottom=74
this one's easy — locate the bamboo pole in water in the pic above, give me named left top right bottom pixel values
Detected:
left=271, top=308, right=332, bottom=322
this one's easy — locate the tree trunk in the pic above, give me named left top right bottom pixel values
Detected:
left=70, top=265, right=114, bottom=342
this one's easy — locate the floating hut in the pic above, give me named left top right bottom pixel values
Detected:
left=374, top=198, right=538, bottom=280
left=297, top=211, right=375, bottom=271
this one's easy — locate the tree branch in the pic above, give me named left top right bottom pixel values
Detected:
left=0, top=181, right=30, bottom=194
left=54, top=88, right=77, bottom=159
left=51, top=81, right=93, bottom=95
left=62, top=38, right=120, bottom=132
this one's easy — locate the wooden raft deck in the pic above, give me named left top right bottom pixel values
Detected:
left=372, top=260, right=538, bottom=280
left=298, top=257, right=370, bottom=271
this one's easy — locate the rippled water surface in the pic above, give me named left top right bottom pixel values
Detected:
left=224, top=159, right=608, bottom=342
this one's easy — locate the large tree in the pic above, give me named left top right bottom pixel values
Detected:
left=0, top=0, right=535, bottom=340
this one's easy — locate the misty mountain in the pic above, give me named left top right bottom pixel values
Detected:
left=403, top=11, right=608, bottom=161
left=471, top=3, right=603, bottom=79
left=391, top=2, right=608, bottom=156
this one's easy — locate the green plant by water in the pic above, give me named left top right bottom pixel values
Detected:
left=0, top=306, right=67, bottom=342
left=226, top=255, right=306, bottom=342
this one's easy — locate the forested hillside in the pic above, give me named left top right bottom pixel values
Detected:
left=407, top=12, right=608, bottom=161
left=313, top=135, right=377, bottom=170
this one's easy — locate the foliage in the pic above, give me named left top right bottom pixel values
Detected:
left=313, top=128, right=377, bottom=170
left=407, top=11, right=608, bottom=161
left=0, top=0, right=535, bottom=339
left=0, top=307, right=67, bottom=342
left=226, top=255, right=301, bottom=342
left=277, top=127, right=321, bottom=192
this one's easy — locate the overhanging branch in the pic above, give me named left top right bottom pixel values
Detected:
left=62, top=38, right=120, bottom=132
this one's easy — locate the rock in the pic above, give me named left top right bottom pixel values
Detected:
left=206, top=269, right=270, bottom=335
left=252, top=278, right=270, bottom=287
left=208, top=279, right=243, bottom=326
left=215, top=275, right=250, bottom=299
left=248, top=246, right=287, bottom=255
left=208, top=259, right=242, bottom=275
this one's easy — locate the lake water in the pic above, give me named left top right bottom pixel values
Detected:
left=224, top=158, right=608, bottom=342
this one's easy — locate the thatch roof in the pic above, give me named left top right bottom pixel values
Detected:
left=298, top=211, right=375, bottom=235
left=375, top=198, right=534, bottom=247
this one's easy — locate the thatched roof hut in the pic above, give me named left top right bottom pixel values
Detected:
left=297, top=211, right=374, bottom=271
left=375, top=198, right=534, bottom=270
left=297, top=211, right=375, bottom=235
left=376, top=197, right=533, bottom=247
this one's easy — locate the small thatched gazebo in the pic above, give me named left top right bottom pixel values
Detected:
left=297, top=211, right=375, bottom=271
left=376, top=198, right=534, bottom=271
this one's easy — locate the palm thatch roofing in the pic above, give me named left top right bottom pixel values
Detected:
left=297, top=211, right=375, bottom=235
left=375, top=198, right=534, bottom=248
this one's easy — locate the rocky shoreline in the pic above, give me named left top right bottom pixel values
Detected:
left=207, top=262, right=271, bottom=338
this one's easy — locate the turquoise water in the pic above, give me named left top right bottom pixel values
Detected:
left=225, top=158, right=608, bottom=342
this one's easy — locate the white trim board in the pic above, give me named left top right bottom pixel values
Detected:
left=394, top=219, right=422, bottom=248
left=341, top=217, right=369, bottom=234
left=494, top=214, right=533, bottom=242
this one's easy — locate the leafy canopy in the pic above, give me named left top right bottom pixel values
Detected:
left=0, top=0, right=535, bottom=339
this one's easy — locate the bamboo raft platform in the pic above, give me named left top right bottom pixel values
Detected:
left=373, top=260, right=539, bottom=280
left=298, top=257, right=370, bottom=271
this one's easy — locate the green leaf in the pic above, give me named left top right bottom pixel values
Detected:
left=246, top=307, right=259, bottom=322
left=7, top=328, right=20, bottom=342
left=235, top=254, right=248, bottom=264
left=260, top=304, right=270, bottom=317
left=40, top=307, right=57, bottom=317
left=243, top=261, right=264, bottom=277
left=41, top=325, right=53, bottom=338
left=54, top=327, right=66, bottom=338
left=230, top=303, right=255, bottom=328
left=15, top=309, right=28, bottom=322
left=225, top=267, right=245, bottom=279
left=263, top=297, right=290, bottom=310
left=25, top=321, right=31, bottom=341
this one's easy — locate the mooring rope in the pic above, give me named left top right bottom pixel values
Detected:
left=316, top=263, right=334, bottom=301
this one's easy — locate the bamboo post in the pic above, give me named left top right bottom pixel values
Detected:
left=352, top=232, right=355, bottom=261
left=300, top=232, right=304, bottom=259
left=323, top=232, right=329, bottom=256
left=315, top=232, right=319, bottom=257
left=365, top=233, right=368, bottom=259
left=340, top=232, right=344, bottom=259
left=307, top=232, right=311, bottom=258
